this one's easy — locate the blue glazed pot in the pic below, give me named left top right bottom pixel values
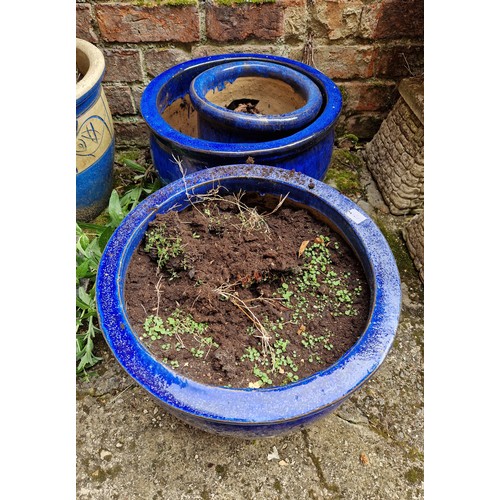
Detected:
left=189, top=61, right=323, bottom=143
left=76, top=38, right=114, bottom=222
left=96, top=165, right=401, bottom=438
left=140, top=54, right=342, bottom=184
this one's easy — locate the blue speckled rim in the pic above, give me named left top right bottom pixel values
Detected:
left=140, top=53, right=342, bottom=156
left=96, top=165, right=401, bottom=425
left=189, top=61, right=323, bottom=132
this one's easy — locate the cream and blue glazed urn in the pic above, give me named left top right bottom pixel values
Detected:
left=76, top=38, right=114, bottom=221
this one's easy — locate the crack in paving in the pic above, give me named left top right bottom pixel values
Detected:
left=334, top=412, right=420, bottom=458
left=301, top=429, right=341, bottom=498
left=334, top=412, right=369, bottom=427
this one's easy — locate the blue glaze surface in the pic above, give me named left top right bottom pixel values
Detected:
left=76, top=72, right=103, bottom=117
left=76, top=138, right=114, bottom=219
left=96, top=165, right=401, bottom=438
left=76, top=65, right=114, bottom=221
left=189, top=61, right=323, bottom=143
left=140, top=54, right=342, bottom=184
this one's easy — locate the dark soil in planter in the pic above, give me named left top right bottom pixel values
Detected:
left=226, top=98, right=262, bottom=114
left=124, top=193, right=370, bottom=388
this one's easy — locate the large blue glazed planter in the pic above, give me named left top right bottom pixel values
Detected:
left=189, top=61, right=323, bottom=143
left=96, top=165, right=401, bottom=438
left=140, top=54, right=342, bottom=185
left=76, top=38, right=114, bottom=222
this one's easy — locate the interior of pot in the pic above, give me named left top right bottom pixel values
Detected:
left=157, top=58, right=328, bottom=141
left=205, top=77, right=306, bottom=115
left=76, top=39, right=106, bottom=103
left=161, top=94, right=199, bottom=138
left=76, top=48, right=90, bottom=78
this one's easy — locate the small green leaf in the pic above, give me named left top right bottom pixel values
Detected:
left=76, top=260, right=90, bottom=279
left=123, top=159, right=146, bottom=173
left=108, top=190, right=124, bottom=225
left=98, top=226, right=115, bottom=250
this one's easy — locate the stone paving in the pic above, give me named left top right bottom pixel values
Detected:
left=76, top=149, right=424, bottom=499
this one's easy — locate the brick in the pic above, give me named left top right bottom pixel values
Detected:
left=337, top=81, right=398, bottom=113
left=206, top=2, right=284, bottom=42
left=103, top=85, right=136, bottom=116
left=114, top=120, right=151, bottom=147
left=373, top=0, right=424, bottom=39
left=282, top=1, right=307, bottom=39
left=95, top=4, right=199, bottom=43
left=102, top=49, right=143, bottom=83
left=144, top=48, right=191, bottom=79
left=76, top=4, right=98, bottom=43
left=374, top=44, right=424, bottom=78
left=312, top=0, right=366, bottom=41
left=277, top=0, right=305, bottom=6
left=309, top=45, right=377, bottom=80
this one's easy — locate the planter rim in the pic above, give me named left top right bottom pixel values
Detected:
left=96, top=165, right=401, bottom=426
left=76, top=38, right=105, bottom=103
left=140, top=53, right=342, bottom=156
left=189, top=61, right=323, bottom=132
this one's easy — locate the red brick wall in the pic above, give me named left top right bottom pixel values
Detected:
left=76, top=0, right=424, bottom=147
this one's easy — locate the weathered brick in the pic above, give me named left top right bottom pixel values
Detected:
left=312, top=0, right=366, bottom=41
left=102, top=49, right=143, bottom=83
left=95, top=4, right=199, bottom=43
left=277, top=0, right=305, bottom=6
left=144, top=48, right=191, bottom=78
left=76, top=3, right=98, bottom=43
left=103, top=85, right=136, bottom=116
left=374, top=44, right=424, bottom=78
left=307, top=45, right=377, bottom=79
left=309, top=1, right=423, bottom=41
left=282, top=0, right=307, bottom=39
left=338, top=81, right=398, bottom=113
left=206, top=2, right=284, bottom=42
left=372, top=0, right=424, bottom=39
left=114, top=120, right=151, bottom=147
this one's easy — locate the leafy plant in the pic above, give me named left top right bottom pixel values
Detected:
left=141, top=309, right=212, bottom=362
left=76, top=159, right=160, bottom=376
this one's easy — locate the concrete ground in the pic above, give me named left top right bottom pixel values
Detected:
left=76, top=148, right=424, bottom=499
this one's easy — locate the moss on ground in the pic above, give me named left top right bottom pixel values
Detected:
left=374, top=218, right=418, bottom=281
left=324, top=149, right=364, bottom=197
left=405, top=466, right=424, bottom=484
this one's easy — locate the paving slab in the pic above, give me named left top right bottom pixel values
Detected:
left=77, top=148, right=424, bottom=499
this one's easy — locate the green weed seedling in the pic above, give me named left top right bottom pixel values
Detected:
left=142, top=308, right=215, bottom=364
left=144, top=227, right=186, bottom=270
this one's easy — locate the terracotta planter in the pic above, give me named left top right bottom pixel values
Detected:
left=76, top=38, right=114, bottom=222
